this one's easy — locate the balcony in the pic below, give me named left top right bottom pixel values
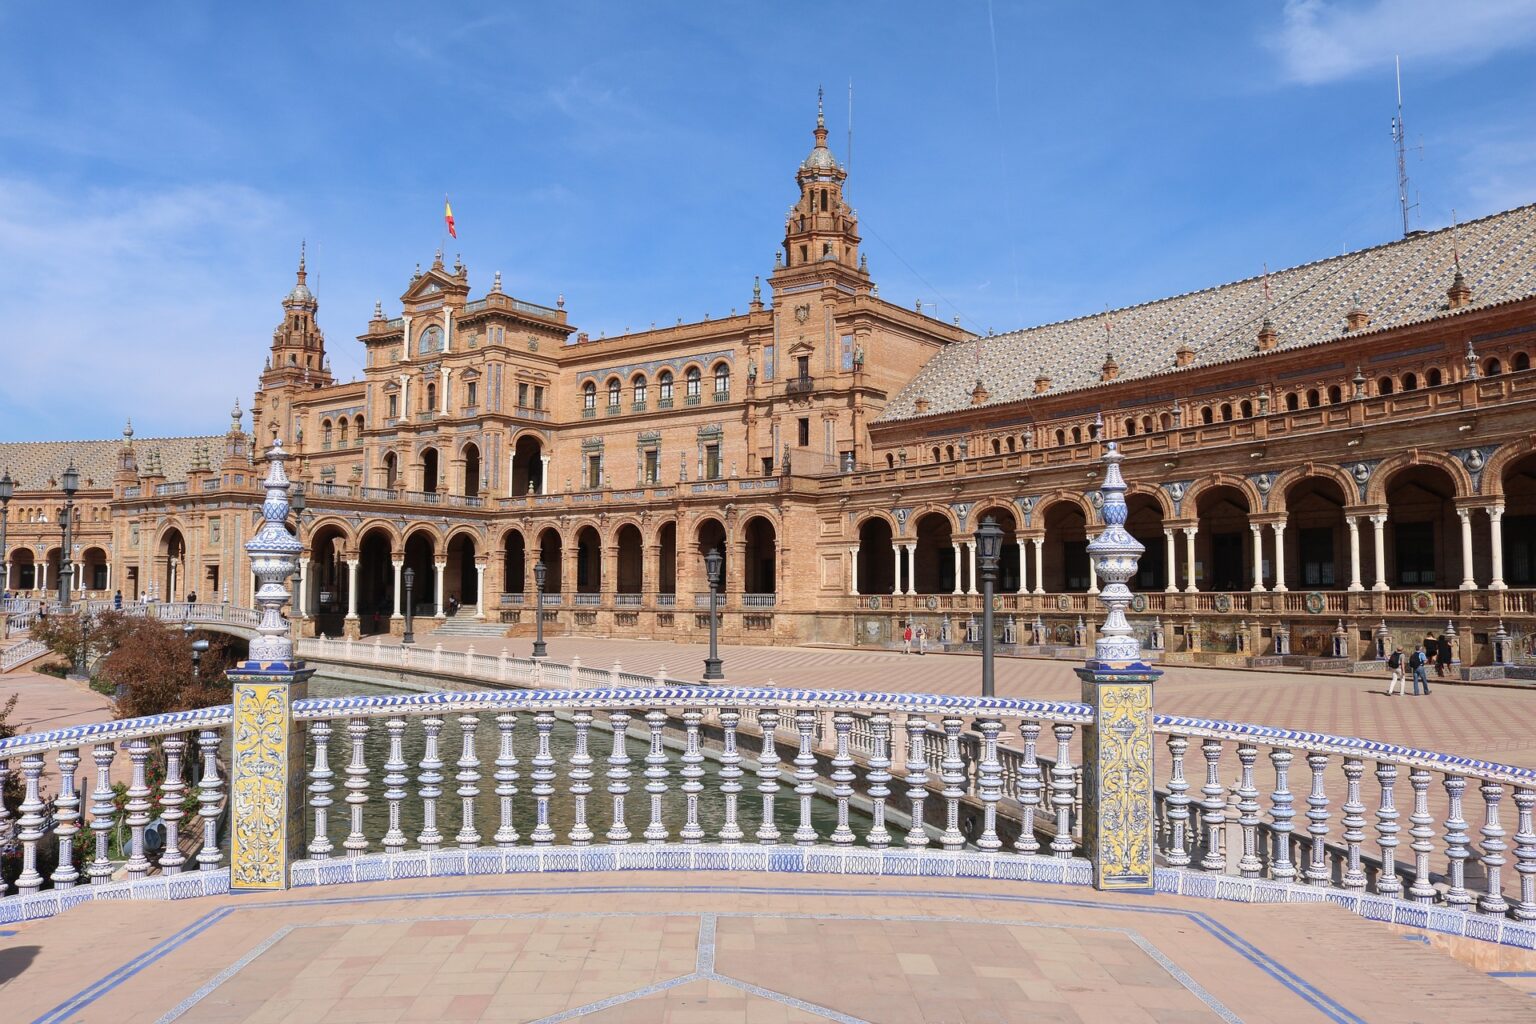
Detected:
left=786, top=376, right=815, bottom=396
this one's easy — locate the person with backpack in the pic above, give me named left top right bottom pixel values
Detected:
left=1409, top=644, right=1432, bottom=695
left=1385, top=646, right=1405, bottom=696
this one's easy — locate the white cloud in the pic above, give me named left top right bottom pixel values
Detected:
left=0, top=178, right=289, bottom=441
left=1271, top=0, right=1536, bottom=84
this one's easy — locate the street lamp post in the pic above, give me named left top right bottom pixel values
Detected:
left=702, top=547, right=724, bottom=682
left=531, top=560, right=548, bottom=659
left=289, top=485, right=307, bottom=622
left=58, top=461, right=79, bottom=610
left=0, top=469, right=13, bottom=601
left=182, top=620, right=213, bottom=679
left=976, top=515, right=1003, bottom=698
left=402, top=567, right=416, bottom=645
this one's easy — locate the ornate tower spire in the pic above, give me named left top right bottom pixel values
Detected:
left=776, top=91, right=865, bottom=282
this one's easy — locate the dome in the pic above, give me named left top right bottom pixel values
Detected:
left=285, top=282, right=315, bottom=305
left=802, top=145, right=839, bottom=172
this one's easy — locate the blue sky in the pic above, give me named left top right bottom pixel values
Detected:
left=1, top=1, right=1534, bottom=442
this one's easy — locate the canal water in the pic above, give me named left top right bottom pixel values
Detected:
left=308, top=676, right=871, bottom=852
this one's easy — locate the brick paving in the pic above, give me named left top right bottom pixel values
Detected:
left=6, top=872, right=1535, bottom=1023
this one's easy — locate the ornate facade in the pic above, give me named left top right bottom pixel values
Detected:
left=4, top=106, right=1535, bottom=669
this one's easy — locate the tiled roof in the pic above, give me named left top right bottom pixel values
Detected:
left=879, top=204, right=1536, bottom=422
left=0, top=436, right=222, bottom=493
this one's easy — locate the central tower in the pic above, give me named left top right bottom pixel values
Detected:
left=773, top=91, right=867, bottom=291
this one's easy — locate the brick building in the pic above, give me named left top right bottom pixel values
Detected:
left=3, top=106, right=1535, bottom=669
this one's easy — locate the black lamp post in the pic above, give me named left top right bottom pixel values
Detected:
left=289, top=485, right=307, bottom=620
left=402, top=567, right=416, bottom=645
left=702, top=547, right=724, bottom=682
left=976, top=515, right=1003, bottom=699
left=58, top=461, right=79, bottom=610
left=531, top=559, right=548, bottom=658
left=0, top=468, right=12, bottom=604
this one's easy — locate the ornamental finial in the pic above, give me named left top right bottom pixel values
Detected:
left=239, top=438, right=304, bottom=669
left=1084, top=441, right=1147, bottom=667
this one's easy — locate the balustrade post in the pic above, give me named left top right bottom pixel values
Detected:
left=307, top=721, right=335, bottom=860
left=1235, top=744, right=1261, bottom=878
left=494, top=714, right=521, bottom=847
left=1268, top=748, right=1295, bottom=883
left=530, top=712, right=556, bottom=845
left=866, top=713, right=893, bottom=849
left=831, top=713, right=856, bottom=846
left=198, top=730, right=225, bottom=869
left=680, top=709, right=705, bottom=843
left=793, top=710, right=819, bottom=845
left=1443, top=774, right=1473, bottom=908
left=1340, top=757, right=1367, bottom=890
left=904, top=715, right=930, bottom=848
left=382, top=718, right=408, bottom=853
left=456, top=714, right=482, bottom=848
left=15, top=753, right=46, bottom=894
left=1374, top=763, right=1402, bottom=898
left=605, top=711, right=631, bottom=844
left=1406, top=768, right=1435, bottom=902
left=1478, top=781, right=1510, bottom=916
left=756, top=710, right=782, bottom=844
left=1512, top=787, right=1536, bottom=921
left=1200, top=740, right=1226, bottom=873
left=1050, top=724, right=1076, bottom=858
left=1014, top=721, right=1044, bottom=856
left=937, top=718, right=967, bottom=851
left=976, top=719, right=1003, bottom=852
left=713, top=709, right=743, bottom=843
left=125, top=738, right=153, bottom=880
left=568, top=711, right=593, bottom=846
left=89, top=743, right=116, bottom=883
left=417, top=716, right=445, bottom=850
left=344, top=719, right=369, bottom=856
left=643, top=710, right=669, bottom=843
left=1305, top=753, right=1331, bottom=886
left=51, top=748, right=81, bottom=889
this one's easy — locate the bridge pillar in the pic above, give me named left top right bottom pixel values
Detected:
left=1078, top=442, right=1159, bottom=893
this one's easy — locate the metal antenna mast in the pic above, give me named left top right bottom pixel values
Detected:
left=847, top=78, right=854, bottom=175
left=1392, top=55, right=1417, bottom=237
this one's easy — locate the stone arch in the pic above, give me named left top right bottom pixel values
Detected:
left=1268, top=462, right=1358, bottom=512
left=1033, top=490, right=1095, bottom=525
left=1364, top=449, right=1474, bottom=506
left=912, top=510, right=955, bottom=593
left=857, top=516, right=896, bottom=594
left=500, top=527, right=527, bottom=594
left=511, top=432, right=545, bottom=496
left=694, top=516, right=727, bottom=590
left=355, top=525, right=396, bottom=633
left=79, top=546, right=109, bottom=591
left=972, top=503, right=1021, bottom=591
left=1480, top=439, right=1536, bottom=498
left=536, top=527, right=564, bottom=593
left=615, top=522, right=645, bottom=594
left=460, top=440, right=482, bottom=498
left=304, top=516, right=356, bottom=549
left=742, top=514, right=776, bottom=593
left=1124, top=483, right=1173, bottom=520
left=355, top=518, right=404, bottom=549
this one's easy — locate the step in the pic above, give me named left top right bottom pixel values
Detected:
left=429, top=620, right=510, bottom=637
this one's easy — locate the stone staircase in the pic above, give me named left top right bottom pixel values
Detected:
left=428, top=616, right=510, bottom=639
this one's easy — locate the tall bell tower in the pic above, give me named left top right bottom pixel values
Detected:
left=774, top=91, right=868, bottom=290
left=260, top=242, right=332, bottom=391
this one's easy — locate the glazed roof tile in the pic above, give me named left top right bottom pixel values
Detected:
left=0, top=436, right=222, bottom=493
left=879, top=204, right=1536, bottom=422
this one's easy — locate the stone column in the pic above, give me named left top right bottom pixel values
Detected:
left=1017, top=540, right=1028, bottom=595
left=1032, top=537, right=1044, bottom=594
left=1489, top=506, right=1507, bottom=590
left=1370, top=514, right=1389, bottom=592
left=344, top=558, right=359, bottom=621
left=391, top=559, right=404, bottom=619
left=904, top=543, right=917, bottom=596
left=849, top=546, right=860, bottom=596
left=951, top=545, right=962, bottom=595
left=1345, top=516, right=1364, bottom=592
left=1182, top=527, right=1198, bottom=593
left=890, top=543, right=901, bottom=595
left=433, top=559, right=446, bottom=617
left=1249, top=524, right=1265, bottom=592
left=1272, top=523, right=1288, bottom=593
left=1087, top=559, right=1099, bottom=595
left=296, top=557, right=309, bottom=619
left=1163, top=529, right=1177, bottom=593
left=539, top=454, right=550, bottom=495
left=475, top=560, right=487, bottom=619
left=439, top=367, right=450, bottom=414
left=967, top=541, right=979, bottom=596
left=1457, top=508, right=1477, bottom=590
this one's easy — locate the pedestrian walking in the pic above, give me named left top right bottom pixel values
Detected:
left=1385, top=646, right=1405, bottom=696
left=1435, top=636, right=1452, bottom=678
left=112, top=589, right=122, bottom=609
left=917, top=625, right=928, bottom=655
left=1409, top=644, right=1432, bottom=695
left=902, top=623, right=913, bottom=654
left=187, top=590, right=198, bottom=604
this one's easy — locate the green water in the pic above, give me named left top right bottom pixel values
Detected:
left=307, top=676, right=873, bottom=851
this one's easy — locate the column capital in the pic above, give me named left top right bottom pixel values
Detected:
left=391, top=558, right=404, bottom=568
left=434, top=559, right=447, bottom=569
left=1488, top=504, right=1505, bottom=519
left=1369, top=513, right=1388, bottom=526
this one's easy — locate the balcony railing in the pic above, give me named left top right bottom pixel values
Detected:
left=786, top=376, right=815, bottom=396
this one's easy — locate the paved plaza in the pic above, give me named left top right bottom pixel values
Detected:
left=4, top=872, right=1534, bottom=1024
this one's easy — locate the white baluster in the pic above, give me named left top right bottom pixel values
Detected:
left=569, top=711, right=593, bottom=845
left=1050, top=724, right=1076, bottom=858
left=344, top=719, right=369, bottom=856
left=976, top=719, right=1003, bottom=853
left=1268, top=748, right=1295, bottom=883
left=1443, top=774, right=1473, bottom=908
left=417, top=716, right=445, bottom=850
left=307, top=721, right=334, bottom=859
left=605, top=711, right=631, bottom=844
left=160, top=734, right=187, bottom=874
left=938, top=718, right=966, bottom=851
left=1163, top=735, right=1190, bottom=867
left=15, top=753, right=46, bottom=893
left=1014, top=721, right=1043, bottom=856
left=756, top=709, right=782, bottom=845
left=1340, top=757, right=1367, bottom=890
left=904, top=715, right=930, bottom=848
left=51, top=748, right=81, bottom=888
left=1512, top=787, right=1536, bottom=921
left=1305, top=753, right=1331, bottom=886
left=382, top=718, right=408, bottom=853
left=643, top=710, right=669, bottom=844
left=865, top=713, right=892, bottom=849
left=1374, top=763, right=1402, bottom=898
left=125, top=738, right=153, bottom=880
left=89, top=743, right=116, bottom=883
left=827, top=713, right=854, bottom=846
left=1478, top=781, right=1510, bottom=915
left=494, top=713, right=520, bottom=847
left=456, top=714, right=481, bottom=848
left=1199, top=739, right=1225, bottom=872
left=678, top=709, right=704, bottom=844
left=1406, top=768, right=1435, bottom=902
left=197, top=729, right=224, bottom=869
left=719, top=709, right=743, bottom=843
left=793, top=710, right=818, bottom=845
left=1234, top=744, right=1260, bottom=878
left=530, top=712, right=556, bottom=846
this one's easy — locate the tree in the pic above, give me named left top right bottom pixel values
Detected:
left=30, top=609, right=140, bottom=674
left=98, top=619, right=234, bottom=719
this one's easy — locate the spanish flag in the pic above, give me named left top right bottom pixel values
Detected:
left=444, top=198, right=457, bottom=239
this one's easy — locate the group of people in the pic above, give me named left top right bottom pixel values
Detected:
left=1385, top=633, right=1454, bottom=696
left=900, top=622, right=929, bottom=654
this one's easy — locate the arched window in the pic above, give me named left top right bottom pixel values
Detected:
left=1240, top=400, right=1253, bottom=418
left=607, top=378, right=621, bottom=408
left=1401, top=372, right=1418, bottom=391
left=1220, top=403, right=1233, bottom=421
left=1006, top=436, right=1017, bottom=453
left=1306, top=388, right=1320, bottom=407
left=1514, top=352, right=1531, bottom=371
left=1285, top=392, right=1299, bottom=411
left=1378, top=376, right=1394, bottom=395
left=1159, top=413, right=1171, bottom=431
left=337, top=419, right=348, bottom=445
left=1200, top=407, right=1214, bottom=424
left=945, top=445, right=955, bottom=461
left=1055, top=429, right=1066, bottom=446
left=713, top=362, right=730, bottom=395
left=931, top=446, right=941, bottom=463
left=632, top=374, right=648, bottom=406
left=1485, top=357, right=1503, bottom=376
left=425, top=382, right=437, bottom=410
left=1123, top=418, right=1136, bottom=436
left=582, top=381, right=597, bottom=411
left=658, top=371, right=674, bottom=402
left=321, top=420, right=333, bottom=447
left=886, top=453, right=895, bottom=469
left=1071, top=426, right=1083, bottom=444
left=1327, top=385, right=1342, bottom=404
left=685, top=367, right=702, bottom=399
left=991, top=438, right=1001, bottom=454
left=1425, top=368, right=1442, bottom=387
left=355, top=414, right=365, bottom=436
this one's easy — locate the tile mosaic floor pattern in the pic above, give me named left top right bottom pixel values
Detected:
left=7, top=873, right=1535, bottom=1023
